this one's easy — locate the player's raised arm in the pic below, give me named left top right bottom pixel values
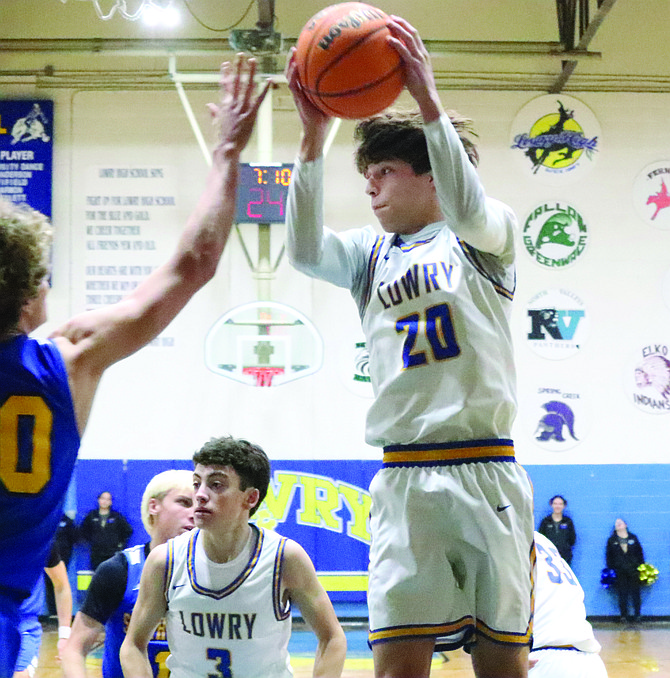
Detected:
left=50, top=55, right=271, bottom=434
left=386, top=16, right=443, bottom=124
left=119, top=544, right=169, bottom=678
left=281, top=540, right=346, bottom=678
left=285, top=47, right=331, bottom=163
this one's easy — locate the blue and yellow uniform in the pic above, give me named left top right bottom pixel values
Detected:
left=0, top=335, right=79, bottom=675
left=100, top=544, right=169, bottom=678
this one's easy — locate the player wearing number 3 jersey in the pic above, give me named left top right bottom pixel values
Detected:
left=286, top=16, right=533, bottom=678
left=120, top=436, right=346, bottom=678
left=0, top=55, right=271, bottom=677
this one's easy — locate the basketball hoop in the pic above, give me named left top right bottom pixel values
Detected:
left=242, top=366, right=285, bottom=387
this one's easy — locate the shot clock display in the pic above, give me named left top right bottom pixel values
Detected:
left=235, top=163, right=293, bottom=223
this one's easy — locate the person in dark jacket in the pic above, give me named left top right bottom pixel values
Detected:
left=606, top=518, right=645, bottom=623
left=79, top=492, right=133, bottom=570
left=537, top=495, right=576, bottom=564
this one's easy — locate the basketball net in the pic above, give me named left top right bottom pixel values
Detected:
left=242, top=366, right=285, bottom=387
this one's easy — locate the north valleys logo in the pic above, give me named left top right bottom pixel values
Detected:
left=526, top=289, right=588, bottom=359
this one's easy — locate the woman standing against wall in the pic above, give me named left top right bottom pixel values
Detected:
left=538, top=495, right=576, bottom=564
left=79, top=491, right=133, bottom=570
left=606, top=518, right=645, bottom=623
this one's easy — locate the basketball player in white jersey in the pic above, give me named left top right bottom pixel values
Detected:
left=285, top=14, right=533, bottom=678
left=120, top=436, right=346, bottom=678
left=531, top=532, right=608, bottom=677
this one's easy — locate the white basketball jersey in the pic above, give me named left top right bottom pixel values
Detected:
left=164, top=526, right=293, bottom=678
left=532, top=532, right=601, bottom=653
left=286, top=114, right=518, bottom=448
left=360, top=220, right=516, bottom=446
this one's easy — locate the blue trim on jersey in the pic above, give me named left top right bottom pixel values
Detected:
left=361, top=235, right=385, bottom=312
left=394, top=233, right=439, bottom=251
left=457, top=238, right=515, bottom=301
left=382, top=439, right=515, bottom=468
left=272, top=537, right=291, bottom=621
left=187, top=525, right=264, bottom=600
left=164, top=539, right=174, bottom=600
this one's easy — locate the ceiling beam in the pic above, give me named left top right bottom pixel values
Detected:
left=0, top=37, right=600, bottom=61
left=550, top=0, right=618, bottom=93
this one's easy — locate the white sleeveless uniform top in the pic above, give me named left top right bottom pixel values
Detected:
left=287, top=114, right=518, bottom=448
left=164, top=525, right=293, bottom=678
left=532, top=532, right=601, bottom=653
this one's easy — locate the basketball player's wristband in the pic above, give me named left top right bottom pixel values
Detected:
left=59, top=626, right=71, bottom=640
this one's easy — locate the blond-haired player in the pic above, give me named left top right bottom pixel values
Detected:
left=61, top=469, right=195, bottom=677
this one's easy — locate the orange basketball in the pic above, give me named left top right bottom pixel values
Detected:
left=295, top=2, right=405, bottom=119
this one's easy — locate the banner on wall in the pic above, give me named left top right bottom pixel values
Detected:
left=510, top=94, right=600, bottom=184
left=251, top=459, right=379, bottom=600
left=525, top=289, right=589, bottom=359
left=0, top=100, right=53, bottom=217
left=624, top=343, right=670, bottom=414
left=81, top=164, right=177, bottom=323
left=633, top=161, right=670, bottom=230
left=530, top=384, right=590, bottom=452
left=522, top=201, right=590, bottom=269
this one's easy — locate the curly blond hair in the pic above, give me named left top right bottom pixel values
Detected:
left=0, top=199, right=52, bottom=337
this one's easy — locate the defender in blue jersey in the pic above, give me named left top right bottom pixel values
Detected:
left=0, top=56, right=270, bottom=676
left=61, top=470, right=194, bottom=678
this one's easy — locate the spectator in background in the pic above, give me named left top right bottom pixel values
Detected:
left=79, top=492, right=133, bottom=571
left=538, top=495, right=576, bottom=565
left=606, top=518, right=645, bottom=624
left=46, top=513, right=77, bottom=617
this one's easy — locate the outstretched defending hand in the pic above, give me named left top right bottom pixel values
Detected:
left=207, top=54, right=273, bottom=158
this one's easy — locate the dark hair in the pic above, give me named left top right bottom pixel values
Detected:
left=353, top=110, right=479, bottom=176
left=550, top=495, right=567, bottom=505
left=193, top=436, right=270, bottom=516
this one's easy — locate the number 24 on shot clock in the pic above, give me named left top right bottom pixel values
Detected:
left=235, top=163, right=293, bottom=223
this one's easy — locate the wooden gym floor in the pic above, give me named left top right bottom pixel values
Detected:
left=36, top=618, right=670, bottom=677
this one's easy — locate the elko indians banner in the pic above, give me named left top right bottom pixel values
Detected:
left=0, top=100, right=53, bottom=218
